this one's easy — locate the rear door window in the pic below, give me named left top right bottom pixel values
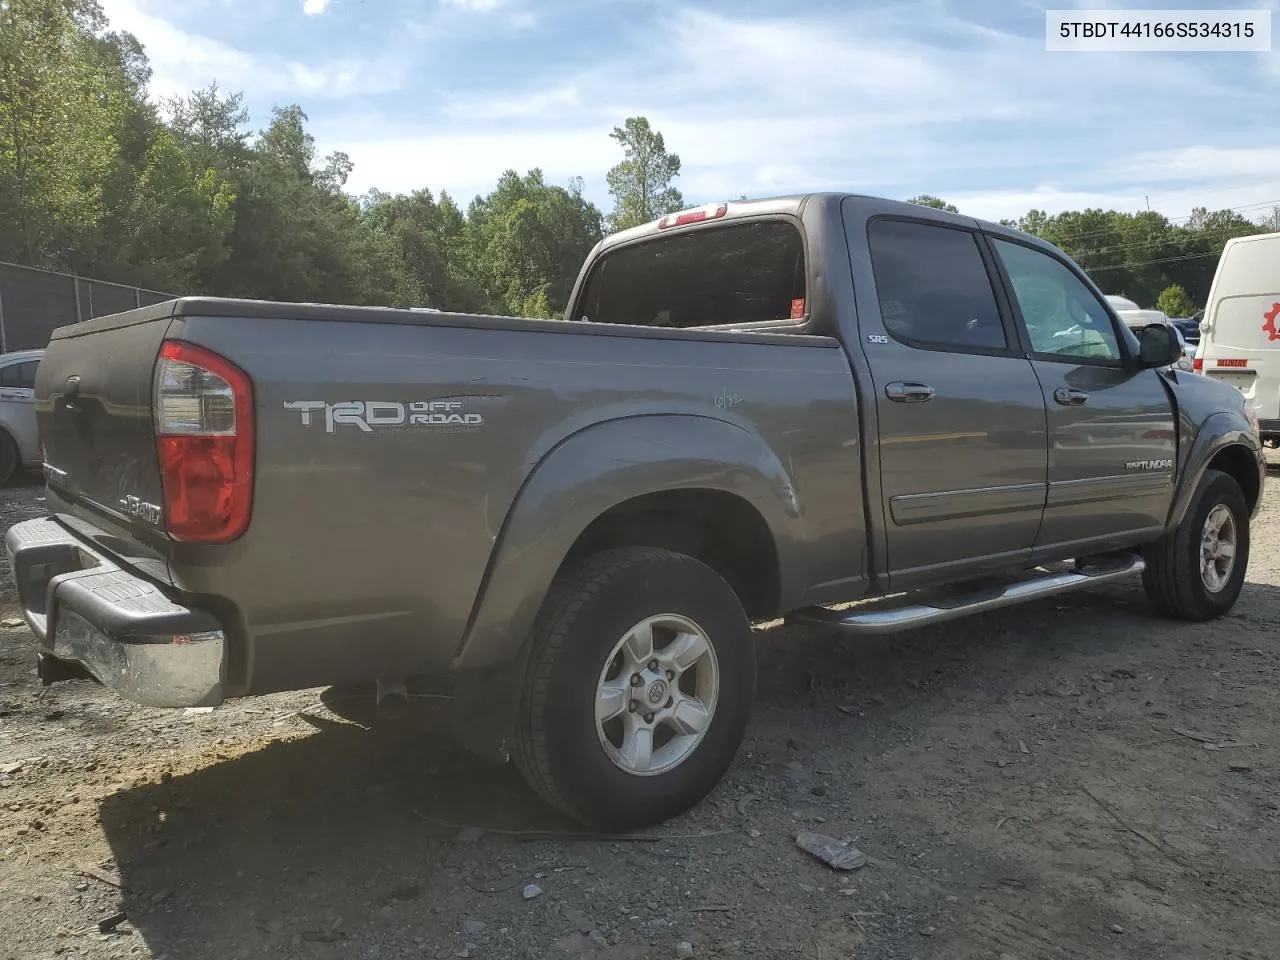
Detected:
left=866, top=219, right=1009, bottom=352
left=0, top=361, right=37, bottom=389
left=575, top=220, right=806, bottom=328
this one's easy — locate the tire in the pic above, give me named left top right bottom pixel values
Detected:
left=513, top=546, right=756, bottom=830
left=1142, top=468, right=1249, bottom=621
left=0, top=431, right=17, bottom=486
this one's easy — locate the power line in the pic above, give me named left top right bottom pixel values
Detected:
left=1084, top=251, right=1225, bottom=274
left=1021, top=197, right=1280, bottom=247
left=1145, top=175, right=1280, bottom=205
left=1060, top=226, right=1263, bottom=260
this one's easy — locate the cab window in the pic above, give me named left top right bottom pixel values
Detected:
left=993, top=239, right=1123, bottom=362
left=866, top=219, right=1008, bottom=352
left=575, top=220, right=806, bottom=329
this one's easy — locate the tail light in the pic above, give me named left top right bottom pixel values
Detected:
left=1192, top=357, right=1203, bottom=373
left=657, top=203, right=728, bottom=230
left=153, top=341, right=254, bottom=542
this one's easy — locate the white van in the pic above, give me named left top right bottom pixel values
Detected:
left=1195, top=232, right=1280, bottom=444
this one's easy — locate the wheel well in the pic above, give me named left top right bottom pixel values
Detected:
left=563, top=489, right=781, bottom=620
left=1208, top=445, right=1261, bottom=514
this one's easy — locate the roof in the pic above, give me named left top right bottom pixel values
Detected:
left=593, top=191, right=1053, bottom=257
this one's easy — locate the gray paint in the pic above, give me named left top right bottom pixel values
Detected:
left=28, top=191, right=1265, bottom=702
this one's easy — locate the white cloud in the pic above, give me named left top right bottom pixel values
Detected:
left=99, top=0, right=404, bottom=100
left=945, top=181, right=1280, bottom=225
left=112, top=0, right=1274, bottom=228
left=327, top=127, right=616, bottom=203
left=302, top=0, right=330, bottom=14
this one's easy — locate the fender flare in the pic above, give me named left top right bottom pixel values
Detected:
left=1167, top=411, right=1263, bottom=530
left=451, top=414, right=807, bottom=671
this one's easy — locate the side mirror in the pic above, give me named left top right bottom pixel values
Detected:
left=1137, top=322, right=1183, bottom=369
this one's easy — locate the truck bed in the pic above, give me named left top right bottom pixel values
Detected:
left=36, top=297, right=867, bottom=697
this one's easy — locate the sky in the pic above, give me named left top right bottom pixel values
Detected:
left=96, top=0, right=1280, bottom=226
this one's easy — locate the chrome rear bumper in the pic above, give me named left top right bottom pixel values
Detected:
left=5, top=517, right=225, bottom=708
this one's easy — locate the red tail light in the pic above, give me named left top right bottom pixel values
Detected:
left=1192, top=357, right=1203, bottom=372
left=153, top=341, right=254, bottom=543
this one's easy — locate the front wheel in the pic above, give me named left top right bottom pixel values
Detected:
left=513, top=547, right=756, bottom=830
left=1143, top=468, right=1250, bottom=621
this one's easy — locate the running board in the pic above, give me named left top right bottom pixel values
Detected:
left=787, top=555, right=1145, bottom=636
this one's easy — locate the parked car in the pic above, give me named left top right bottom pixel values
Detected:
left=1170, top=317, right=1201, bottom=347
left=1106, top=296, right=1194, bottom=370
left=0, top=349, right=43, bottom=484
left=6, top=195, right=1265, bottom=829
left=1194, top=231, right=1280, bottom=445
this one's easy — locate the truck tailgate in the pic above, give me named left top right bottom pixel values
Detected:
left=37, top=311, right=172, bottom=548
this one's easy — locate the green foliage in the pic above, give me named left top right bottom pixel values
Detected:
left=906, top=194, right=959, bottom=213
left=122, top=129, right=235, bottom=291
left=1155, top=284, right=1196, bottom=318
left=605, top=116, right=683, bottom=233
left=0, top=0, right=127, bottom=265
left=1014, top=205, right=1260, bottom=307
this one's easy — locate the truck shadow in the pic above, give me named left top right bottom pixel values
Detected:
left=90, top=576, right=1280, bottom=960
left=94, top=712, right=577, bottom=957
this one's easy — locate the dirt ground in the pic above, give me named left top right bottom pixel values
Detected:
left=1, top=465, right=1278, bottom=960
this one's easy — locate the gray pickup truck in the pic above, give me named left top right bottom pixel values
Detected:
left=6, top=194, right=1265, bottom=829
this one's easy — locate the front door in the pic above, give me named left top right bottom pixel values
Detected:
left=847, top=209, right=1049, bottom=589
left=987, top=236, right=1177, bottom=555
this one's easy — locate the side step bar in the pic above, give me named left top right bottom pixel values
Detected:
left=786, top=554, right=1145, bottom=636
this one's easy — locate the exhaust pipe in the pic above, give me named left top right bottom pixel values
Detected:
left=375, top=678, right=409, bottom=719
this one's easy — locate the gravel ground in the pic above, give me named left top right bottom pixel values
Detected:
left=2, top=464, right=1279, bottom=960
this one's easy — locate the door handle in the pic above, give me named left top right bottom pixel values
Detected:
left=885, top=381, right=935, bottom=403
left=1054, top=387, right=1089, bottom=406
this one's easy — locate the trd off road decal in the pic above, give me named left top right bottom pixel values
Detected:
left=284, top=400, right=485, bottom=434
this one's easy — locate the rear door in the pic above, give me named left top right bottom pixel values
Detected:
left=0, top=358, right=40, bottom=459
left=842, top=201, right=1049, bottom=589
left=986, top=235, right=1176, bottom=554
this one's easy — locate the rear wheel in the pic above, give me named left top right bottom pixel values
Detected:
left=0, top=432, right=18, bottom=486
left=1142, top=468, right=1249, bottom=621
left=513, top=547, right=756, bottom=830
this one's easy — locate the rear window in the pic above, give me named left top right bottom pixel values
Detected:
left=575, top=220, right=806, bottom=329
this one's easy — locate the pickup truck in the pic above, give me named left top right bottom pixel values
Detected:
left=6, top=194, right=1265, bottom=830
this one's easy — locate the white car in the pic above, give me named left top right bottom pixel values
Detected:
left=1106, top=295, right=1195, bottom=371
left=0, top=349, right=43, bottom=484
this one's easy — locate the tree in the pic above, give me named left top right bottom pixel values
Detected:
left=906, top=194, right=958, bottom=213
left=0, top=0, right=126, bottom=265
left=1155, top=284, right=1196, bottom=318
left=165, top=84, right=251, bottom=175
left=467, top=169, right=603, bottom=316
left=122, top=129, right=235, bottom=291
left=604, top=116, right=682, bottom=233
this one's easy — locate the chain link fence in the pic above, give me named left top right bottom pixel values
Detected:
left=0, top=261, right=176, bottom=353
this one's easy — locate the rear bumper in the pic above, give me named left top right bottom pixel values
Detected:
left=4, top=517, right=226, bottom=708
